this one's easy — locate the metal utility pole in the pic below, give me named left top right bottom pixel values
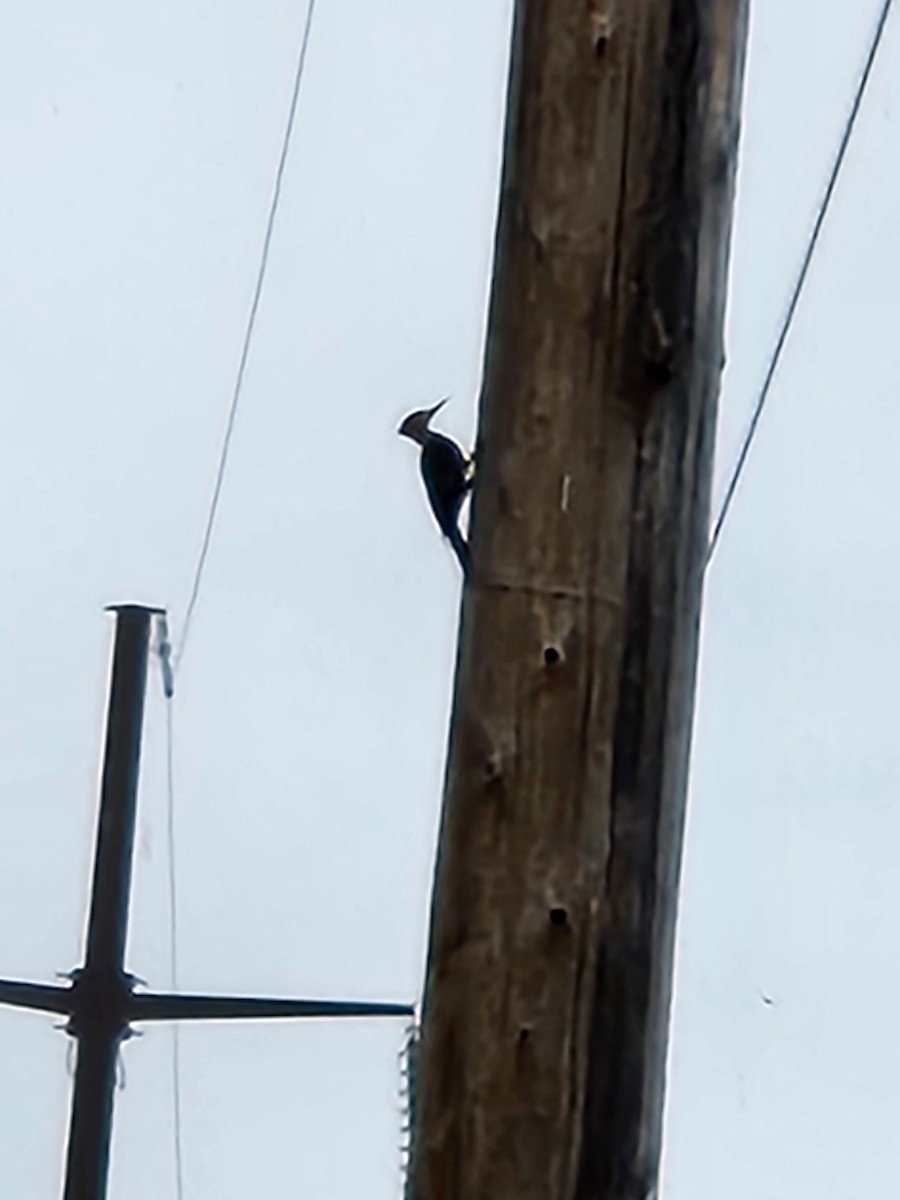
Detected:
left=0, top=605, right=411, bottom=1200
left=411, top=2, right=748, bottom=1198
left=64, top=604, right=154, bottom=1197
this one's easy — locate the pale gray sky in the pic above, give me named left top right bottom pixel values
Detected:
left=1, top=2, right=896, bottom=1197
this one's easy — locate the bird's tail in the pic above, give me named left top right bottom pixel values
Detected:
left=447, top=524, right=471, bottom=580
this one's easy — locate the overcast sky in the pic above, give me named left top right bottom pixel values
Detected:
left=1, top=2, right=898, bottom=1197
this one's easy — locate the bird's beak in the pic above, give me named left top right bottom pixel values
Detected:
left=426, top=398, right=449, bottom=421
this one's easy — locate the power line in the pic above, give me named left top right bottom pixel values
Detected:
left=164, top=697, right=185, bottom=1200
left=161, top=8, right=320, bottom=1190
left=707, top=0, right=895, bottom=563
left=153, top=620, right=184, bottom=1200
left=175, top=0, right=319, bottom=669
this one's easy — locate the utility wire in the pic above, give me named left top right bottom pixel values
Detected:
left=175, top=0, right=319, bottom=669
left=164, top=697, right=185, bottom=1200
left=160, top=8, right=319, bottom=1189
left=154, top=620, right=184, bottom=1200
left=707, top=0, right=895, bottom=563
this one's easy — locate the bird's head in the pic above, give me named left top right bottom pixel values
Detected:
left=398, top=399, right=447, bottom=446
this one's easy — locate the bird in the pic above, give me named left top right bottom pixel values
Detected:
left=398, top=399, right=473, bottom=578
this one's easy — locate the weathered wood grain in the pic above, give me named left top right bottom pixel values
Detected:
left=412, top=2, right=748, bottom=1197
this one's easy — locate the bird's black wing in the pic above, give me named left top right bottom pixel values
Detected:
left=421, top=434, right=469, bottom=534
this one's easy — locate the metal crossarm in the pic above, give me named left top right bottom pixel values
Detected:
left=129, top=992, right=412, bottom=1022
left=0, top=605, right=412, bottom=1200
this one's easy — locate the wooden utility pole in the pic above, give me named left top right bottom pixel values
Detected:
left=412, top=2, right=748, bottom=1197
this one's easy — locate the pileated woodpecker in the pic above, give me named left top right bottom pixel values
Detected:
left=398, top=399, right=473, bottom=578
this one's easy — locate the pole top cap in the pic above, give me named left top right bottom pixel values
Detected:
left=104, top=603, right=168, bottom=617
